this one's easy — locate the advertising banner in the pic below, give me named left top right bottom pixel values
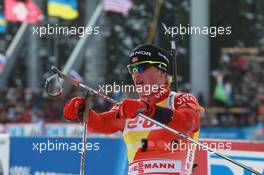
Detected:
left=1, top=124, right=260, bottom=140
left=0, top=124, right=119, bottom=138
left=199, top=127, right=256, bottom=140
left=3, top=124, right=43, bottom=137
left=9, top=137, right=127, bottom=175
left=193, top=139, right=264, bottom=175
left=4, top=125, right=264, bottom=175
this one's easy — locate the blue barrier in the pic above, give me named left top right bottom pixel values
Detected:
left=210, top=154, right=264, bottom=175
left=9, top=137, right=128, bottom=175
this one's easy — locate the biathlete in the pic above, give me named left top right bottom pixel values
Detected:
left=64, top=44, right=204, bottom=175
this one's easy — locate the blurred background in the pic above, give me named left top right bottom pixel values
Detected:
left=0, top=0, right=264, bottom=175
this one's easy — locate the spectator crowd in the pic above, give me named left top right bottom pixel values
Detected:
left=0, top=87, right=113, bottom=124
left=1, top=50, right=264, bottom=129
left=202, top=49, right=264, bottom=127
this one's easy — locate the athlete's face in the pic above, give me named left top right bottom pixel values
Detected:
left=131, top=65, right=166, bottom=97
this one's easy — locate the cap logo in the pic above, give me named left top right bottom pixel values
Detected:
left=132, top=57, right=139, bottom=63
left=134, top=51, right=151, bottom=56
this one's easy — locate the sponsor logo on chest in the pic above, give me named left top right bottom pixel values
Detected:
left=176, top=94, right=198, bottom=105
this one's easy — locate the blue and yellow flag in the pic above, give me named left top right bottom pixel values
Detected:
left=0, top=12, right=7, bottom=33
left=48, top=0, right=78, bottom=20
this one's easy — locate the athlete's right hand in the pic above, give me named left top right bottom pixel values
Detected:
left=63, top=97, right=85, bottom=121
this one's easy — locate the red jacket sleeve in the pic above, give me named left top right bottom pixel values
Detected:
left=87, top=105, right=125, bottom=134
left=167, top=108, right=200, bottom=133
left=167, top=93, right=204, bottom=133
